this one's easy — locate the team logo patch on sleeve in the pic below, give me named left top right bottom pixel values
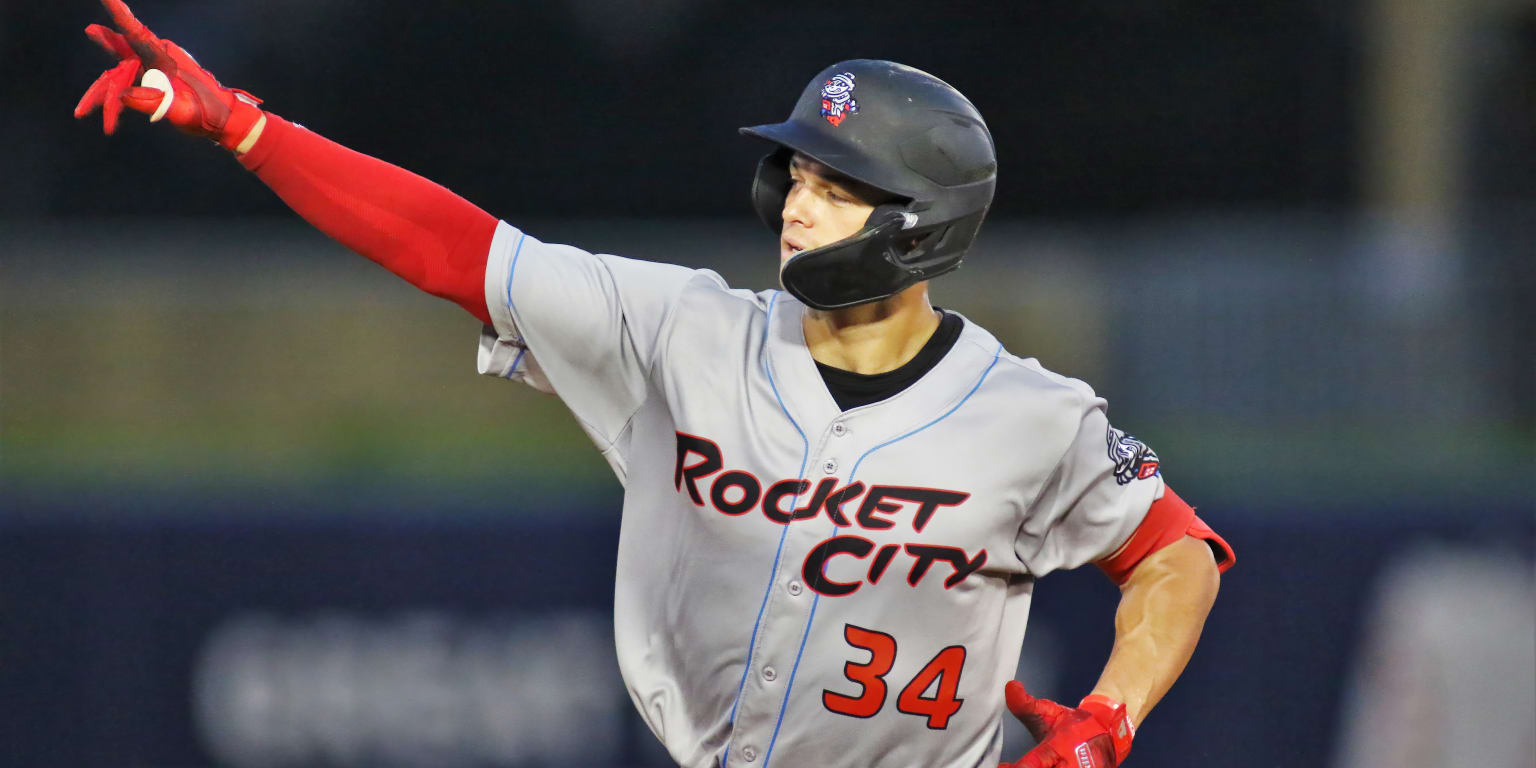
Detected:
left=819, top=73, right=859, bottom=126
left=1106, top=426, right=1160, bottom=485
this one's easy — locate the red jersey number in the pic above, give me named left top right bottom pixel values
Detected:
left=822, top=624, right=896, bottom=718
left=896, top=645, right=966, bottom=729
left=823, top=624, right=966, bottom=729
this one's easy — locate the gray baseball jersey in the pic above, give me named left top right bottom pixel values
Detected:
left=475, top=222, right=1164, bottom=768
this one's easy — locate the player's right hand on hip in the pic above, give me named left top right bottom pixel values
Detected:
left=74, top=0, right=265, bottom=152
left=998, top=682, right=1132, bottom=768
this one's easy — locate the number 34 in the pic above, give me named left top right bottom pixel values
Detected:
left=822, top=624, right=966, bottom=729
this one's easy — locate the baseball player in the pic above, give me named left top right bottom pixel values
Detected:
left=75, top=2, right=1235, bottom=766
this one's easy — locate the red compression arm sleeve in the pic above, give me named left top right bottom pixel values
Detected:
left=237, top=114, right=497, bottom=325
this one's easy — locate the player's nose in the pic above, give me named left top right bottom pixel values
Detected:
left=781, top=185, right=813, bottom=229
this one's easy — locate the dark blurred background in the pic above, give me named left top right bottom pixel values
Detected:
left=3, top=1, right=1533, bottom=767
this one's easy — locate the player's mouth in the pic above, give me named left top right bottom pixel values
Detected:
left=781, top=237, right=807, bottom=262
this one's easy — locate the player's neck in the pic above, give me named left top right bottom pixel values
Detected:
left=801, top=284, right=941, bottom=375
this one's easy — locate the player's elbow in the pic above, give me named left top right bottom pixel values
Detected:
left=1175, top=536, right=1222, bottom=617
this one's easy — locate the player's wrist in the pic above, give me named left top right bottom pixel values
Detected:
left=218, top=97, right=266, bottom=154
left=230, top=112, right=266, bottom=155
left=1078, top=694, right=1135, bottom=762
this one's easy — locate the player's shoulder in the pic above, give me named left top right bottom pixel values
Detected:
left=672, top=271, right=776, bottom=314
left=651, top=272, right=776, bottom=356
left=954, top=314, right=1100, bottom=414
left=578, top=246, right=767, bottom=315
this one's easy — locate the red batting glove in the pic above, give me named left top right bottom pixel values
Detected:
left=74, top=0, right=264, bottom=151
left=1000, top=682, right=1135, bottom=768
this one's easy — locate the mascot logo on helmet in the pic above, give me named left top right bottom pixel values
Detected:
left=819, top=73, right=859, bottom=126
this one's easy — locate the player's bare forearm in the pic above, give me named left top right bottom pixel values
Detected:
left=1089, top=534, right=1220, bottom=725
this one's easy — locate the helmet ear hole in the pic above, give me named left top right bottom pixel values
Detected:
left=909, top=229, right=942, bottom=262
left=933, top=225, right=956, bottom=252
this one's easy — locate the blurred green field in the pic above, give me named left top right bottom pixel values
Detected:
left=4, top=219, right=1530, bottom=513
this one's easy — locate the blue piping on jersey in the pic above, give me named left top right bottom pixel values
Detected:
left=762, top=576, right=825, bottom=768
left=724, top=292, right=811, bottom=767
left=848, top=341, right=1006, bottom=479
left=498, top=232, right=529, bottom=379
left=503, top=231, right=526, bottom=318
left=502, top=347, right=528, bottom=380
left=762, top=340, right=1006, bottom=768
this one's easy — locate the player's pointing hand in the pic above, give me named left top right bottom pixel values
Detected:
left=999, top=681, right=1133, bottom=768
left=74, top=0, right=266, bottom=152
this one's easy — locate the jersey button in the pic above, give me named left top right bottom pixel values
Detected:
left=742, top=746, right=758, bottom=762
left=787, top=581, right=803, bottom=596
left=822, top=458, right=838, bottom=475
left=831, top=422, right=847, bottom=437
left=762, top=666, right=777, bottom=682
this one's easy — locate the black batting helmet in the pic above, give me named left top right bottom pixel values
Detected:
left=740, top=60, right=996, bottom=310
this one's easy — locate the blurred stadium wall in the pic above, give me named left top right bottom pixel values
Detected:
left=3, top=0, right=1533, bottom=766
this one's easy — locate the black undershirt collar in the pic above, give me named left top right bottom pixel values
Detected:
left=814, top=311, right=964, bottom=411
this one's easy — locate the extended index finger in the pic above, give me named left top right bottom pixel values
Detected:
left=85, top=24, right=135, bottom=60
left=99, top=0, right=176, bottom=70
left=99, top=0, right=147, bottom=37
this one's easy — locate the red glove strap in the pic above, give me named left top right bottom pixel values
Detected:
left=213, top=91, right=264, bottom=152
left=1077, top=695, right=1134, bottom=763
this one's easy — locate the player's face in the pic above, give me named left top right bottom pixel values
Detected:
left=780, top=154, right=887, bottom=264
